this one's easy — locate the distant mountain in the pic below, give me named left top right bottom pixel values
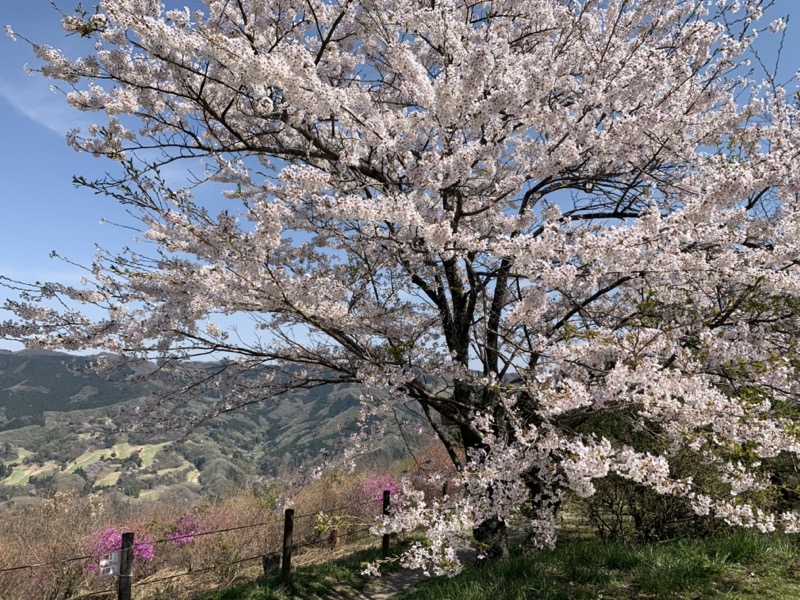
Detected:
left=0, top=351, right=424, bottom=504
left=0, top=351, right=149, bottom=430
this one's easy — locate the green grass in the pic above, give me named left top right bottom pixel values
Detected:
left=1, top=447, right=58, bottom=486
left=397, top=530, right=800, bottom=600
left=0, top=440, right=173, bottom=486
left=93, top=470, right=122, bottom=487
left=138, top=442, right=170, bottom=467
left=65, top=441, right=169, bottom=473
left=189, top=531, right=800, bottom=600
left=138, top=485, right=169, bottom=500
left=195, top=544, right=401, bottom=600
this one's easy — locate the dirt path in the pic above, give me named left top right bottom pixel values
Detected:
left=340, top=525, right=529, bottom=599
left=347, top=567, right=430, bottom=600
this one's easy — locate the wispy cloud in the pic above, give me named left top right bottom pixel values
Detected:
left=0, top=72, right=94, bottom=137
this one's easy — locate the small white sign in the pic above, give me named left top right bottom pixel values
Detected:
left=98, top=550, right=120, bottom=577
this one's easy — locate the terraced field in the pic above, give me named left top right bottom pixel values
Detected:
left=1, top=441, right=173, bottom=487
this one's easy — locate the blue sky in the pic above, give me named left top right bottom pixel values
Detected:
left=0, top=0, right=797, bottom=352
left=0, top=4, right=136, bottom=295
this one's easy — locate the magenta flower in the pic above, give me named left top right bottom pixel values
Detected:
left=86, top=526, right=155, bottom=571
left=167, top=510, right=203, bottom=546
left=361, top=475, right=403, bottom=508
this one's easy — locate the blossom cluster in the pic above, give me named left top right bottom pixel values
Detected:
left=86, top=527, right=155, bottom=570
left=361, top=475, right=403, bottom=509
left=165, top=510, right=204, bottom=547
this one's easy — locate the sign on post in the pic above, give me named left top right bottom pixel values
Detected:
left=98, top=550, right=120, bottom=577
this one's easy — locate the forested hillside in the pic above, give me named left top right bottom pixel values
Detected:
left=0, top=351, right=420, bottom=506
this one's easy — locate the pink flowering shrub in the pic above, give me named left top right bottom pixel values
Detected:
left=86, top=526, right=155, bottom=571
left=166, top=510, right=204, bottom=547
left=361, top=475, right=403, bottom=510
left=175, top=506, right=247, bottom=576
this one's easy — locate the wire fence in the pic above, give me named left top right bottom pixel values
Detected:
left=0, top=516, right=284, bottom=575
left=0, top=492, right=394, bottom=600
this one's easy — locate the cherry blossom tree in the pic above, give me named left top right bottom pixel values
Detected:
left=4, top=0, right=800, bottom=570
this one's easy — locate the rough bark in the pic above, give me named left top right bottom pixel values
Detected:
left=474, top=516, right=509, bottom=564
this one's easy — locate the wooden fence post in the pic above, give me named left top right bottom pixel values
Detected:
left=281, top=508, right=294, bottom=580
left=118, top=531, right=134, bottom=600
left=382, top=490, right=391, bottom=558
left=262, top=553, right=279, bottom=575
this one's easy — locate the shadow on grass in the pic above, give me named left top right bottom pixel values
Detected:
left=194, top=544, right=403, bottom=600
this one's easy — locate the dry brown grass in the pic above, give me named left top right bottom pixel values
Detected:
left=0, top=466, right=411, bottom=600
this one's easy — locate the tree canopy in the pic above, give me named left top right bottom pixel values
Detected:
left=3, top=0, right=800, bottom=572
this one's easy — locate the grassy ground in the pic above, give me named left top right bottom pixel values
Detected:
left=68, top=440, right=168, bottom=471
left=398, top=530, right=800, bottom=600
left=189, top=530, right=800, bottom=600
left=1, top=460, right=57, bottom=486
left=195, top=545, right=400, bottom=600
left=138, top=484, right=171, bottom=500
left=0, top=441, right=171, bottom=486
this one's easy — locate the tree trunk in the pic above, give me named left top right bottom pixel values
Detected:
left=473, top=516, right=508, bottom=564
